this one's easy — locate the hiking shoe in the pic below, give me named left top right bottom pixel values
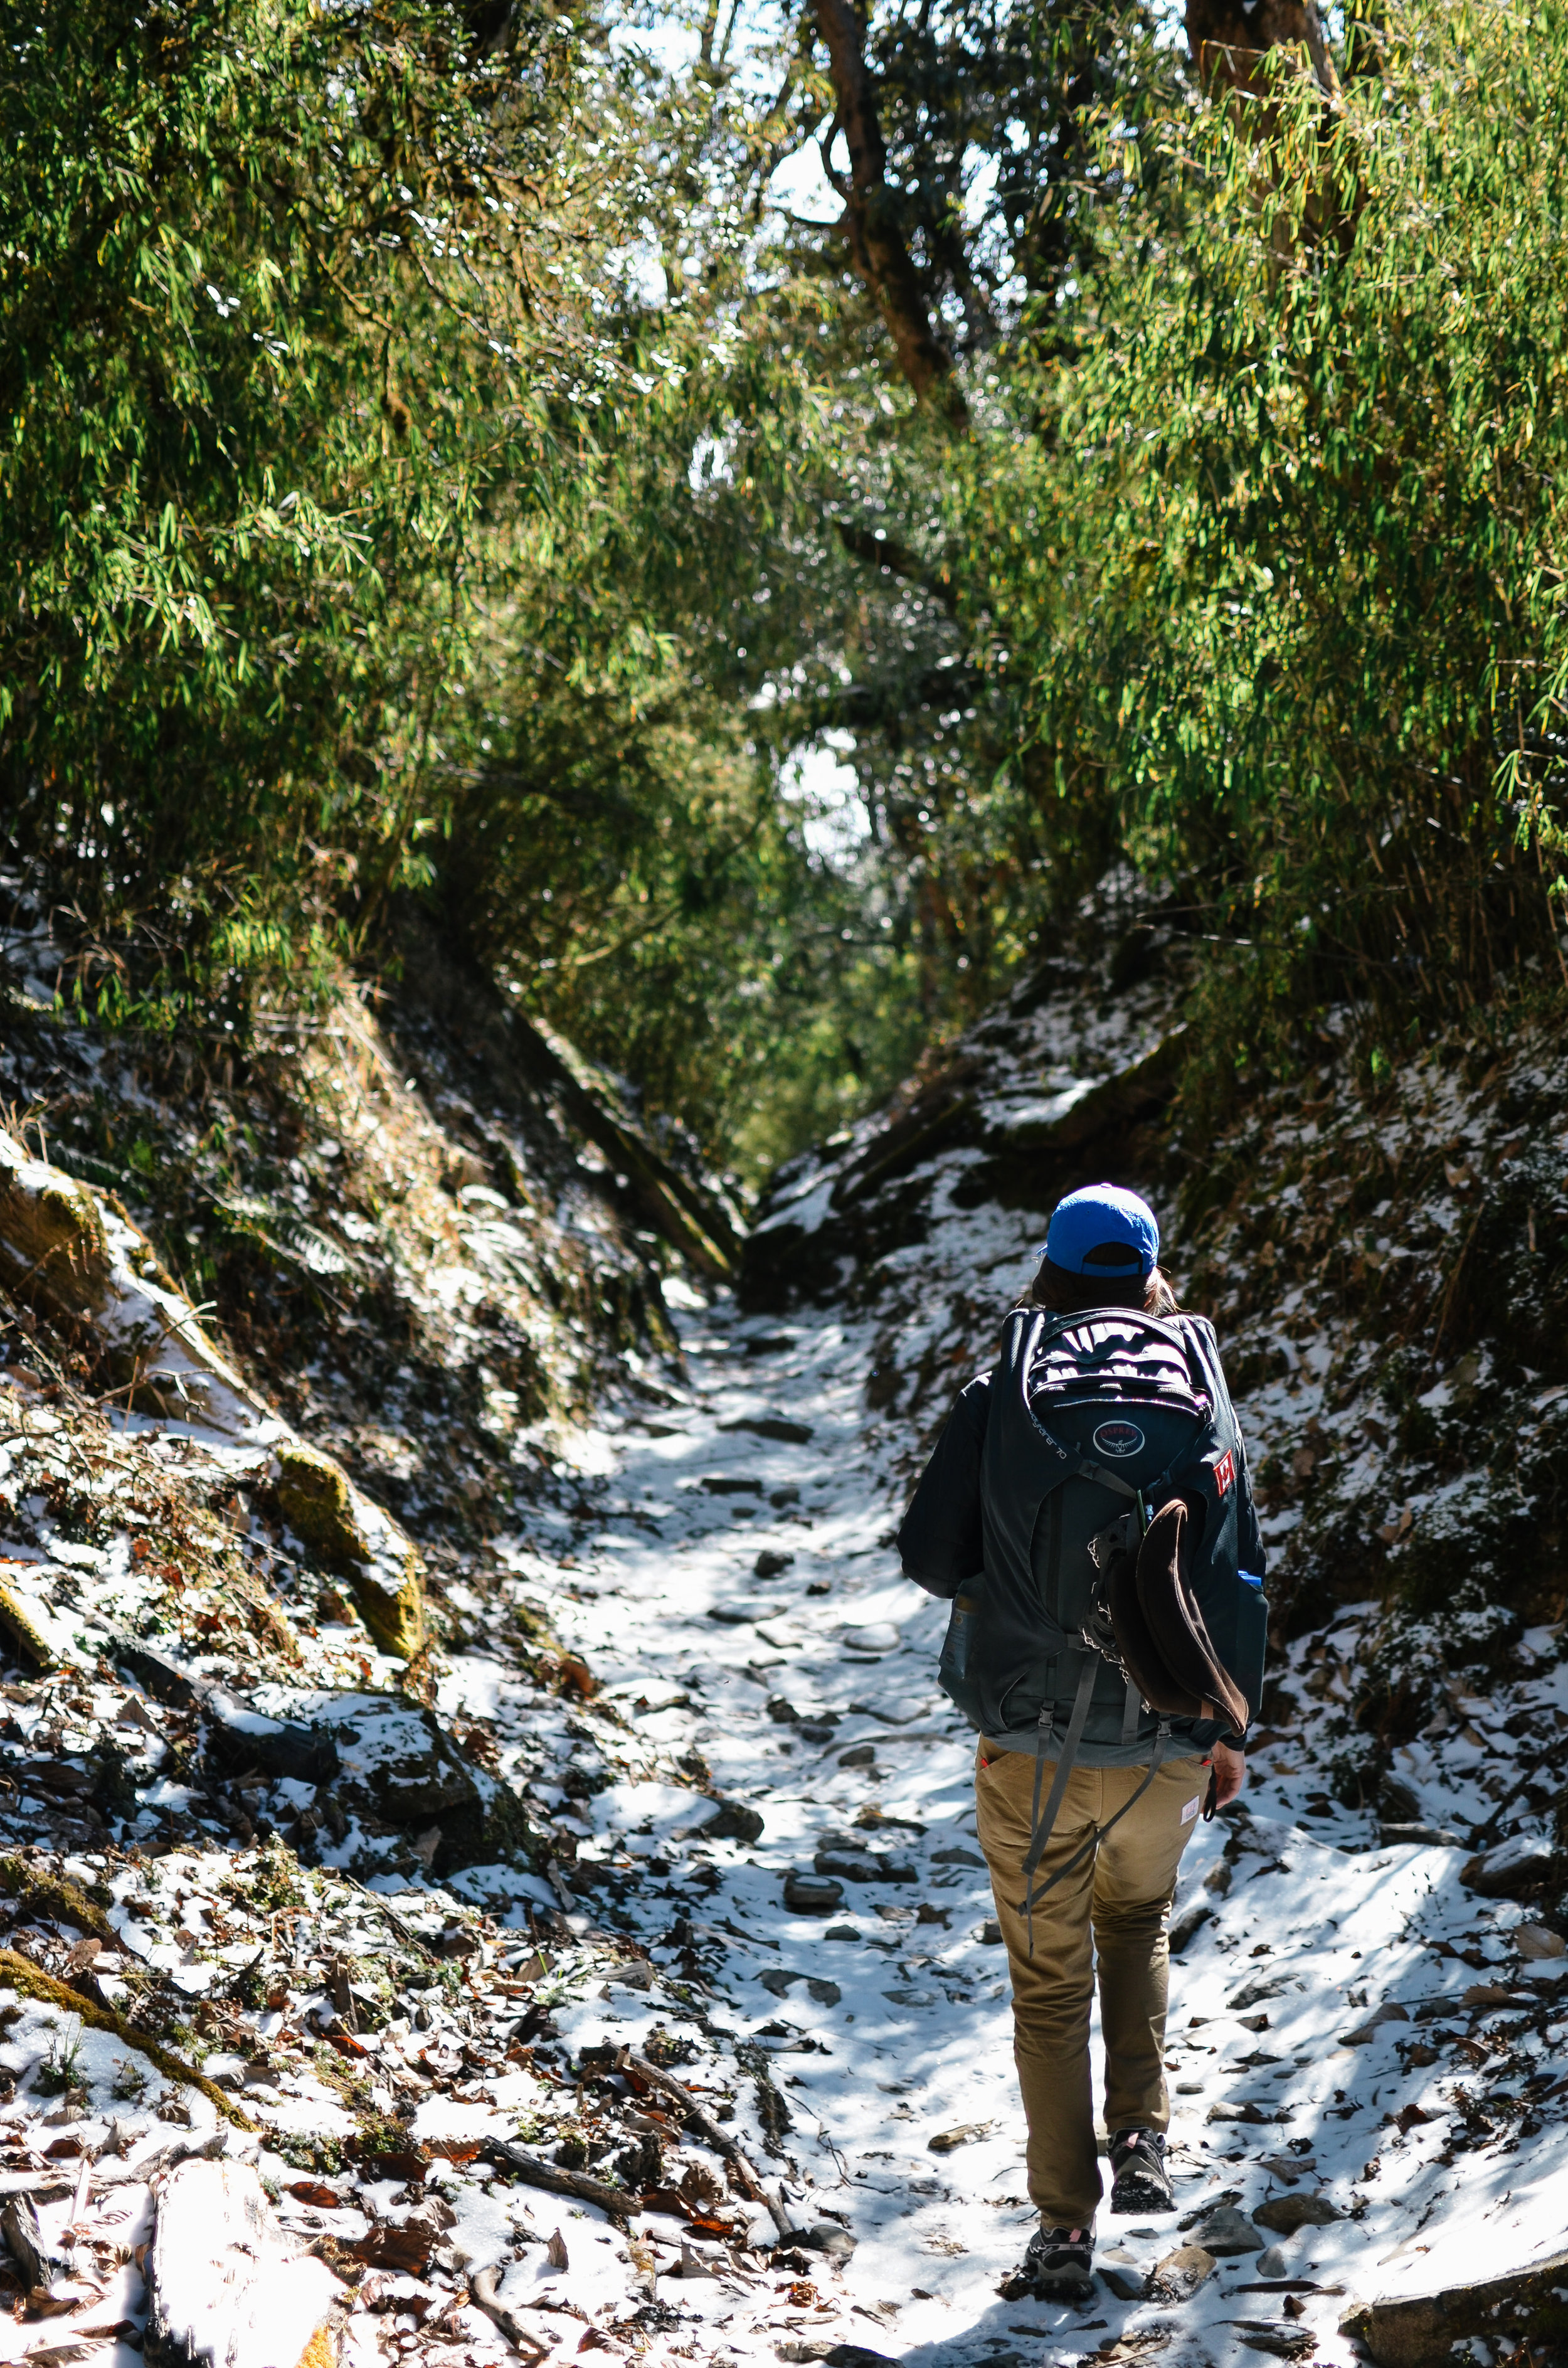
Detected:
left=1000, top=2224, right=1095, bottom=2301
left=1108, top=2128, right=1173, bottom=2214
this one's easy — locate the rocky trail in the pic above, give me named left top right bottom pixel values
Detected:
left=0, top=896, right=1565, bottom=2368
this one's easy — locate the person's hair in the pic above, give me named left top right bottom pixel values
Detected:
left=1023, top=1258, right=1180, bottom=1317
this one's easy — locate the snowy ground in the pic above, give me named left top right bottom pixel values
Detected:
left=4, top=905, right=1567, bottom=2364
left=463, top=1270, right=1568, bottom=2367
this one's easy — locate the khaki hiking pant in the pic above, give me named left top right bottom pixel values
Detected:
left=974, top=1740, right=1209, bottom=2229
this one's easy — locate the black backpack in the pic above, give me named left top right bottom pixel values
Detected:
left=938, top=1304, right=1264, bottom=1936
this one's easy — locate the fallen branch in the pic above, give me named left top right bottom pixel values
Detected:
left=478, top=2137, right=630, bottom=2222
left=626, top=2051, right=795, bottom=2239
left=469, top=2264, right=553, bottom=2359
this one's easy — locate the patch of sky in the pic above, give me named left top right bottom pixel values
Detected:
left=782, top=731, right=871, bottom=866
left=769, top=132, right=841, bottom=225
left=689, top=430, right=737, bottom=492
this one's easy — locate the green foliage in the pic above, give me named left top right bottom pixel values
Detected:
left=0, top=0, right=926, bottom=1167
left=0, top=0, right=691, bottom=997
left=34, top=2016, right=85, bottom=2096
left=111, top=2055, right=151, bottom=2103
left=11, top=0, right=1568, bottom=1172
left=271, top=2130, right=347, bottom=2175
left=955, top=0, right=1568, bottom=1065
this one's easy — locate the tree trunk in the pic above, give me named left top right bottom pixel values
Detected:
left=1185, top=0, right=1342, bottom=104
left=812, top=0, right=967, bottom=423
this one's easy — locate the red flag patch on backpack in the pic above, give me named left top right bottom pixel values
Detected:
left=1212, top=1448, right=1235, bottom=1497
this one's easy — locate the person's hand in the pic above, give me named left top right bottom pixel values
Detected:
left=1210, top=1741, right=1246, bottom=1809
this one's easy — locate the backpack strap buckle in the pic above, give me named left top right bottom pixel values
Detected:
left=1086, top=1509, right=1140, bottom=1573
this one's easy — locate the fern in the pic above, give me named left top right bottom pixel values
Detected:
left=213, top=1195, right=352, bottom=1279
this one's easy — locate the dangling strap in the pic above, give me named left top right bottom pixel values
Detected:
left=1014, top=1719, right=1175, bottom=1945
left=1019, top=1657, right=1099, bottom=1956
left=1121, top=1678, right=1142, bottom=1745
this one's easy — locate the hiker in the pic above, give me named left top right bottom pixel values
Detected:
left=896, top=1183, right=1266, bottom=2300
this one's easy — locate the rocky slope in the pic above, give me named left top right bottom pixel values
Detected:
left=0, top=884, right=1562, bottom=2368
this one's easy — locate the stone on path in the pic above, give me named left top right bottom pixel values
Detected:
left=1339, top=2000, right=1411, bottom=2045
left=1149, top=2243, right=1216, bottom=2302
left=144, top=2158, right=341, bottom=2368
left=1228, top=2323, right=1314, bottom=2358
left=1254, top=2190, right=1343, bottom=2236
left=783, top=1872, right=844, bottom=1913
left=1098, top=2249, right=1148, bottom=2301
left=1194, top=2203, right=1265, bottom=2256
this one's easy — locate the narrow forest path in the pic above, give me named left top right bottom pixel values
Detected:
left=438, top=1281, right=1568, bottom=2368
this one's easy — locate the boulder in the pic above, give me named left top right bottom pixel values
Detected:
left=0, top=1139, right=110, bottom=1329
left=251, top=1687, right=524, bottom=1872
left=1461, top=1834, right=1555, bottom=1899
left=1341, top=2243, right=1568, bottom=2366
left=700, top=1795, right=765, bottom=1844
left=115, top=1645, right=341, bottom=1785
left=202, top=1689, right=339, bottom=1786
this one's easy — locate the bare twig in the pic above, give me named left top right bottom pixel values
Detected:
left=626, top=2051, right=795, bottom=2238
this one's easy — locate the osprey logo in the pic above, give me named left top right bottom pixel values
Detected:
left=1093, top=1418, right=1145, bottom=1458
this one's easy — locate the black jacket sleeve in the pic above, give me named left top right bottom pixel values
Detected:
left=896, top=1372, right=991, bottom=1600
left=1234, top=1435, right=1266, bottom=1584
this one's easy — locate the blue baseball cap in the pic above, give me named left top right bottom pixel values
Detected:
left=1041, top=1184, right=1160, bottom=1278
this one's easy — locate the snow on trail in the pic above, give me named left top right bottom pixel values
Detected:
left=464, top=1277, right=1568, bottom=2367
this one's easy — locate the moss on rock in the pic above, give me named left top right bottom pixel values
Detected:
left=275, top=1445, right=371, bottom=1562
left=0, top=1139, right=109, bottom=1324
left=0, top=1579, right=62, bottom=1670
left=273, top=1445, right=425, bottom=1660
